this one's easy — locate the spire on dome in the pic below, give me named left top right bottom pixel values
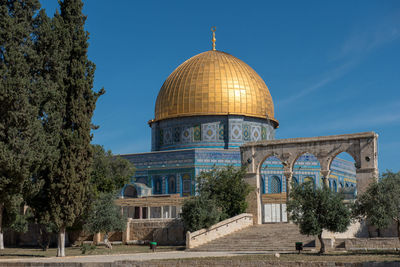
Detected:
left=211, top=26, right=216, bottom=51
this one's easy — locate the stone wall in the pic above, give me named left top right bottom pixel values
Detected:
left=345, top=238, right=400, bottom=250
left=128, top=218, right=184, bottom=245
left=186, top=213, right=253, bottom=249
left=322, top=221, right=369, bottom=240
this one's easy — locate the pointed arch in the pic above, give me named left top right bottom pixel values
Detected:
left=123, top=185, right=138, bottom=198
left=270, top=176, right=282, bottom=193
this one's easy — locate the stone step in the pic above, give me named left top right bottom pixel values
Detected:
left=190, top=223, right=316, bottom=252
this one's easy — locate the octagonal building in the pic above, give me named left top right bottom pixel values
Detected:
left=119, top=35, right=356, bottom=223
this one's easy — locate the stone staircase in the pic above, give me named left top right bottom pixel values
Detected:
left=190, top=223, right=316, bottom=252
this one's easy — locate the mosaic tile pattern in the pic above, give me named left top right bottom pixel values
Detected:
left=122, top=149, right=356, bottom=197
left=174, top=127, right=180, bottom=143
left=251, top=125, right=261, bottom=141
left=218, top=123, right=225, bottom=141
left=163, top=128, right=172, bottom=145
left=202, top=123, right=217, bottom=142
left=230, top=123, right=242, bottom=141
left=261, top=126, right=267, bottom=140
left=181, top=127, right=191, bottom=143
left=243, top=125, right=250, bottom=141
left=193, top=125, right=201, bottom=141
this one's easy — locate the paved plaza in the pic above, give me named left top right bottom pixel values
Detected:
left=0, top=250, right=273, bottom=264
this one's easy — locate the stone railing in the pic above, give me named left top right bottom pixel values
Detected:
left=186, top=213, right=253, bottom=249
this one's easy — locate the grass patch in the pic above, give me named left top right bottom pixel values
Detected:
left=0, top=245, right=184, bottom=259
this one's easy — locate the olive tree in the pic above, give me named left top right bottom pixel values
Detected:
left=353, top=171, right=400, bottom=239
left=287, top=181, right=351, bottom=254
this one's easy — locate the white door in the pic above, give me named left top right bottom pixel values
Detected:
left=263, top=204, right=286, bottom=223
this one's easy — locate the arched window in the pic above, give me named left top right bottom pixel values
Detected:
left=333, top=180, right=337, bottom=192
left=154, top=176, right=162, bottom=194
left=124, top=185, right=137, bottom=198
left=270, top=176, right=281, bottom=193
left=169, top=175, right=176, bottom=194
left=292, top=177, right=299, bottom=186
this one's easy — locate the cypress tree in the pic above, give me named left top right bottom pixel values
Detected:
left=0, top=0, right=43, bottom=250
left=29, top=0, right=103, bottom=257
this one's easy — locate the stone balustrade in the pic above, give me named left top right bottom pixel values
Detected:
left=186, top=213, right=253, bottom=249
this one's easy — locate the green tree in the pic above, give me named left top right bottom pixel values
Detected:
left=28, top=0, right=103, bottom=257
left=197, top=165, right=251, bottom=220
left=83, top=193, right=126, bottom=249
left=0, top=0, right=44, bottom=250
left=353, top=171, right=400, bottom=239
left=90, top=144, right=135, bottom=198
left=181, top=166, right=252, bottom=232
left=287, top=181, right=351, bottom=254
left=181, top=196, right=222, bottom=232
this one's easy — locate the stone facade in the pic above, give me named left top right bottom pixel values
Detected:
left=241, top=131, right=378, bottom=225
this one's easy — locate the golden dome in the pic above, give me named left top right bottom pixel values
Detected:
left=154, top=50, right=278, bottom=127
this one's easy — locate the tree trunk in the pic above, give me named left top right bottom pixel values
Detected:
left=318, top=233, right=325, bottom=254
left=57, top=226, right=66, bottom=257
left=0, top=203, right=4, bottom=250
left=38, top=225, right=49, bottom=251
left=104, top=232, right=112, bottom=249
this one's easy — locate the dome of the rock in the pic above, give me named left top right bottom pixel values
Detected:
left=154, top=50, right=278, bottom=127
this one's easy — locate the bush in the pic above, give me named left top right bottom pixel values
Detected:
left=80, top=243, right=96, bottom=254
left=181, top=196, right=222, bottom=232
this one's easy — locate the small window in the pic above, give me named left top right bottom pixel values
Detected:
left=270, top=176, right=281, bottom=193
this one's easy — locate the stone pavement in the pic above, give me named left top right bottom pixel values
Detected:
left=0, top=250, right=274, bottom=264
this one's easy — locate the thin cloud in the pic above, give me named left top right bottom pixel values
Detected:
left=277, top=9, right=400, bottom=108
left=335, top=9, right=400, bottom=60
left=276, top=59, right=358, bottom=107
left=311, top=101, right=400, bottom=133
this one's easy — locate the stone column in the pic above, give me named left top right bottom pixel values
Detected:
left=283, top=171, right=293, bottom=223
left=320, top=170, right=331, bottom=188
left=244, top=172, right=261, bottom=225
left=122, top=219, right=130, bottom=244
left=139, top=207, right=143, bottom=219
left=356, top=167, right=378, bottom=194
left=283, top=171, right=293, bottom=203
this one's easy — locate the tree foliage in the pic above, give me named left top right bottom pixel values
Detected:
left=181, top=165, right=251, bottom=232
left=287, top=181, right=351, bottom=254
left=27, top=0, right=103, bottom=257
left=83, top=193, right=126, bottom=249
left=181, top=196, right=222, bottom=233
left=197, top=165, right=251, bottom=220
left=90, top=144, right=135, bottom=198
left=353, top=171, right=400, bottom=238
left=0, top=0, right=45, bottom=250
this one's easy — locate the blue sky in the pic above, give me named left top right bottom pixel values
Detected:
left=41, top=0, right=400, bottom=173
